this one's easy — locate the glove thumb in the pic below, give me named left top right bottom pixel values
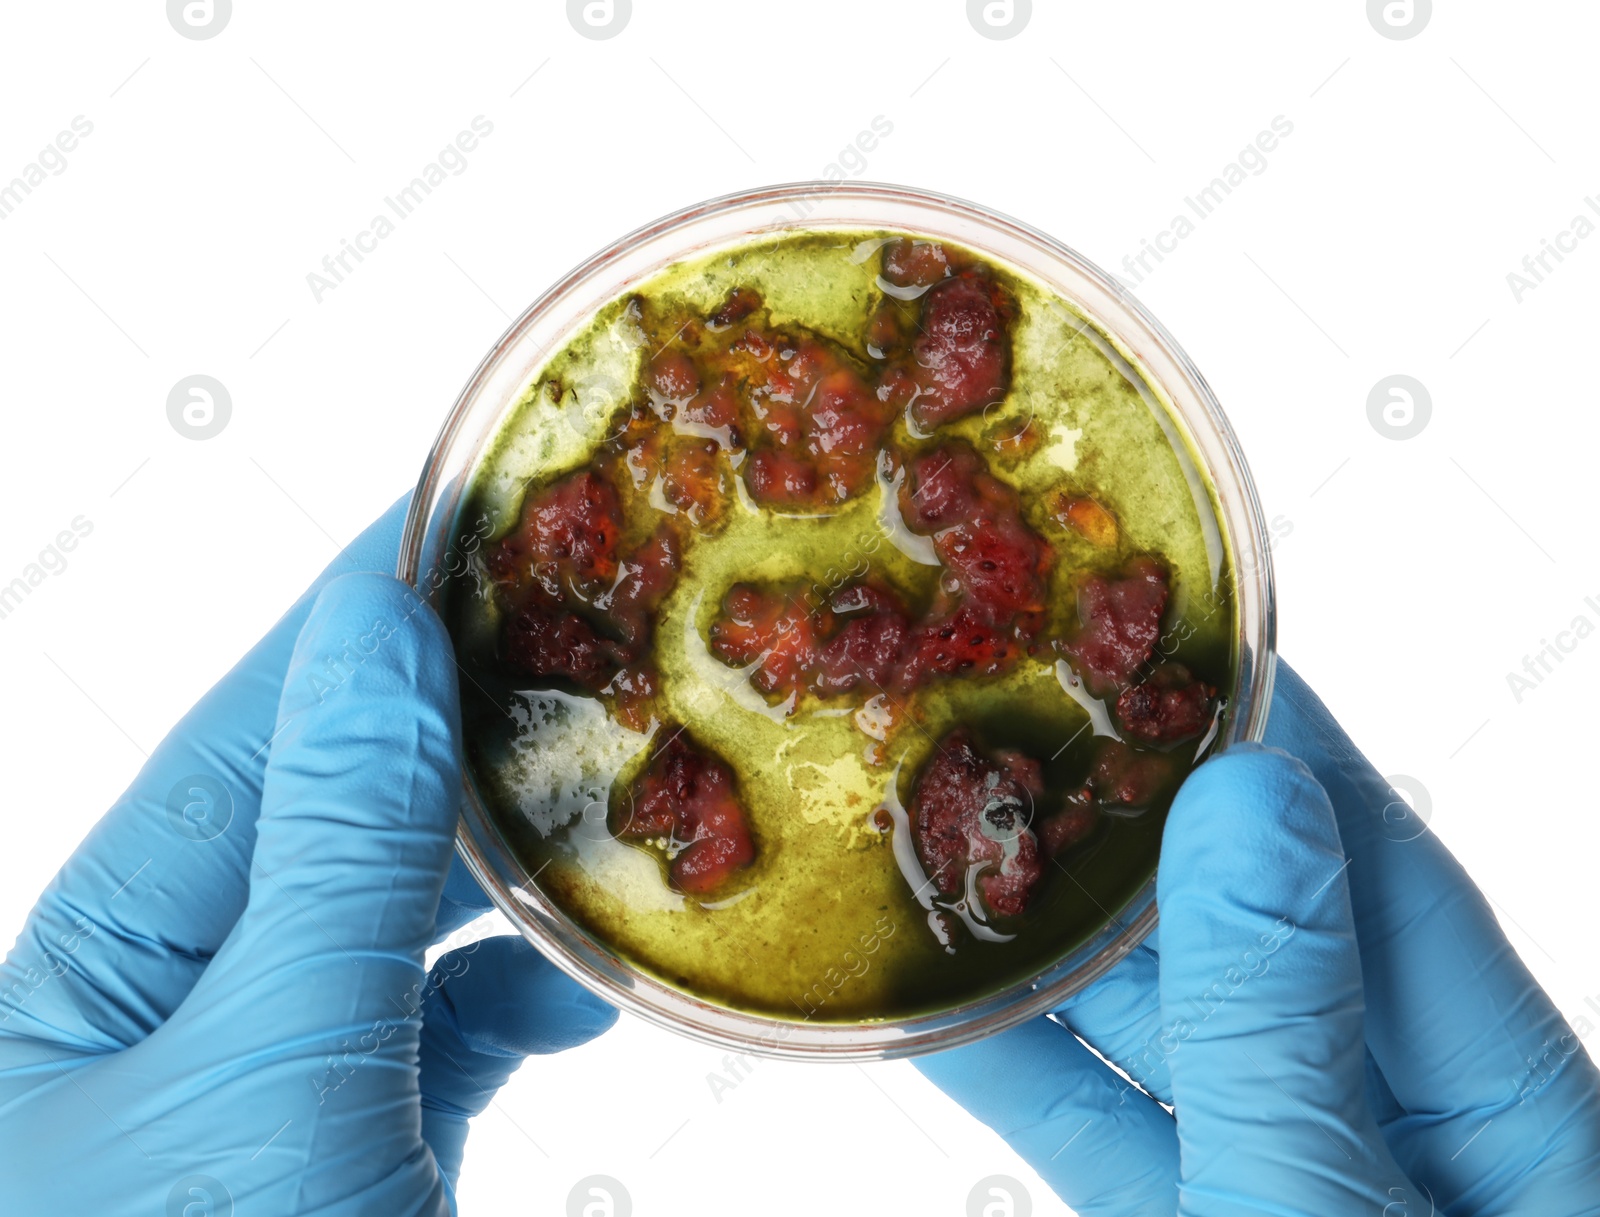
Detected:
left=417, top=935, right=617, bottom=1186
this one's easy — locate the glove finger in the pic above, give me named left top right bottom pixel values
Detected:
left=437, top=857, right=497, bottom=936
left=1051, top=940, right=1172, bottom=1104
left=47, top=574, right=465, bottom=1209
left=914, top=1016, right=1178, bottom=1215
left=168, top=572, right=460, bottom=1059
left=417, top=936, right=617, bottom=1187
left=1269, top=664, right=1600, bottom=1210
left=1158, top=744, right=1418, bottom=1215
left=1, top=498, right=496, bottom=1057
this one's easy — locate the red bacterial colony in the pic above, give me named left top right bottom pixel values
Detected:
left=482, top=235, right=1221, bottom=933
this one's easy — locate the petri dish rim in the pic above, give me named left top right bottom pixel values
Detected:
left=398, top=180, right=1277, bottom=1062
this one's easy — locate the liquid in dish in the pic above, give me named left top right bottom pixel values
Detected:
left=443, top=230, right=1235, bottom=1020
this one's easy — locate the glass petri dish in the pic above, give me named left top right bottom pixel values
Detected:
left=398, top=181, right=1276, bottom=1061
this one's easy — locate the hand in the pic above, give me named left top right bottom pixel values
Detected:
left=0, top=497, right=616, bottom=1215
left=916, top=661, right=1600, bottom=1215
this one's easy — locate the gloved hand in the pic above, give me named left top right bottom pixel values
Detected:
left=0, top=496, right=616, bottom=1215
left=917, top=661, right=1600, bottom=1215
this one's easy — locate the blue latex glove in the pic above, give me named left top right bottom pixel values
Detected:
left=917, top=662, right=1600, bottom=1215
left=0, top=497, right=616, bottom=1214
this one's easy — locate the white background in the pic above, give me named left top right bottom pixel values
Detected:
left=3, top=3, right=1597, bottom=1214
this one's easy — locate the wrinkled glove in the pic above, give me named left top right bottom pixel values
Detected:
left=917, top=662, right=1600, bottom=1215
left=0, top=497, right=616, bottom=1215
